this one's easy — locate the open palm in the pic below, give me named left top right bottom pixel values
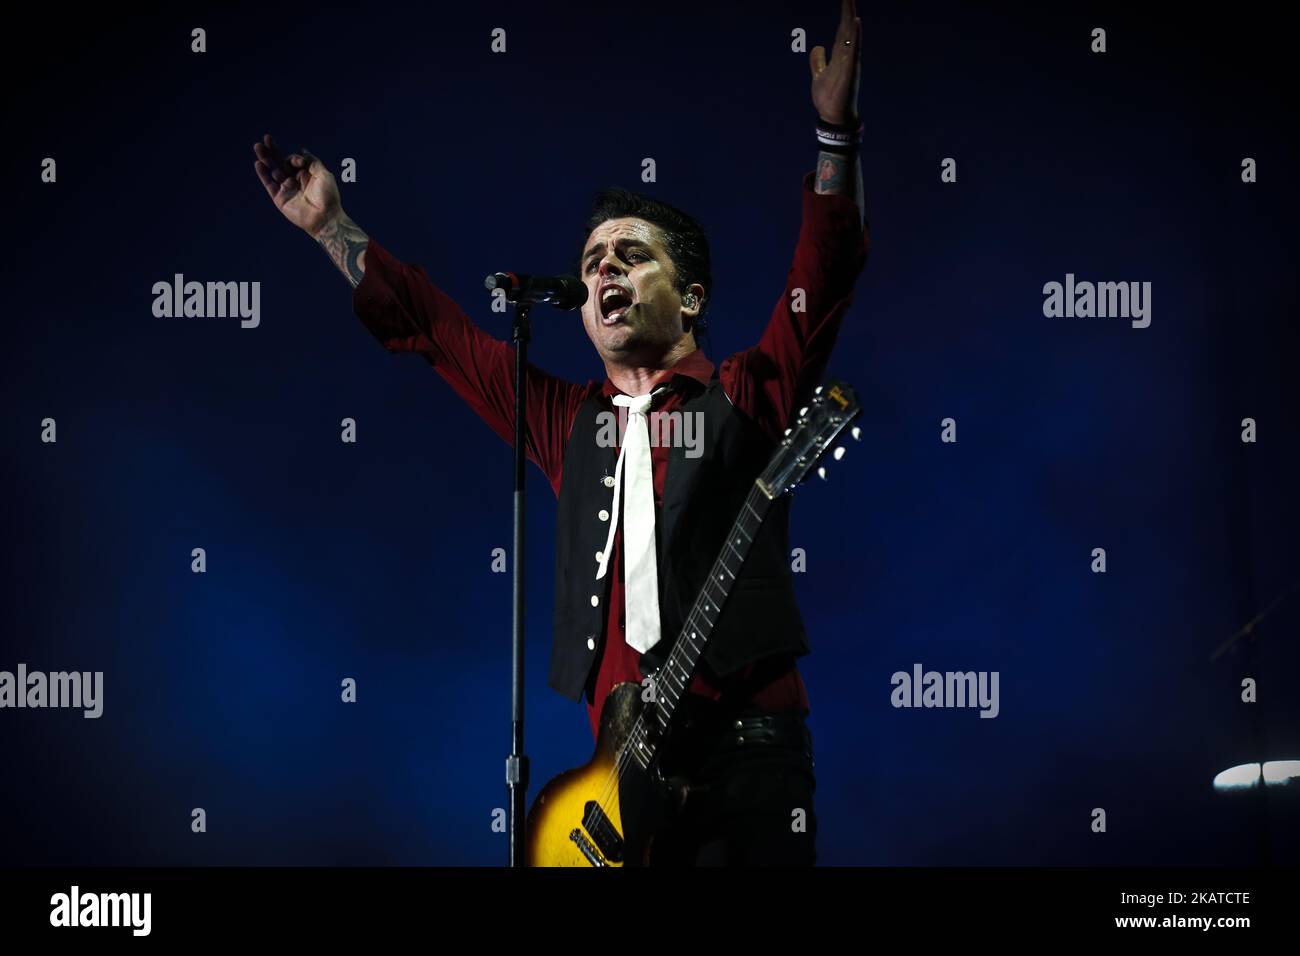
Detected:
left=253, top=134, right=339, bottom=236
left=810, top=0, right=862, bottom=125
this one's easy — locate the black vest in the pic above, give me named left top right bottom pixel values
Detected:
left=548, top=368, right=810, bottom=703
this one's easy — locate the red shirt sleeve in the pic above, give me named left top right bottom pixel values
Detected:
left=351, top=237, right=593, bottom=495
left=721, top=169, right=870, bottom=442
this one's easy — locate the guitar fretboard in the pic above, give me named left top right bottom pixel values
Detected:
left=624, top=481, right=774, bottom=770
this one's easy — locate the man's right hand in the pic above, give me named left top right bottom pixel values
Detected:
left=253, top=133, right=339, bottom=238
left=254, top=133, right=370, bottom=287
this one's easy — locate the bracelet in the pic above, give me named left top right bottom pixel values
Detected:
left=816, top=116, right=863, bottom=153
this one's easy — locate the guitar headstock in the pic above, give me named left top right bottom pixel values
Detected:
left=756, top=380, right=862, bottom=498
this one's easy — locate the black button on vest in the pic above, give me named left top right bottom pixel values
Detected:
left=548, top=369, right=810, bottom=702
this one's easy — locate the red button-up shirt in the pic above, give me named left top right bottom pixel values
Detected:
left=352, top=170, right=869, bottom=740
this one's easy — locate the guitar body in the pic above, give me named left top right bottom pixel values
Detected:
left=525, top=682, right=676, bottom=867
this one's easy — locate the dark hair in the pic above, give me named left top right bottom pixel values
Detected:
left=575, top=187, right=713, bottom=347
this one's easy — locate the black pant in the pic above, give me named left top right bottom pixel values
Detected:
left=648, top=708, right=817, bottom=866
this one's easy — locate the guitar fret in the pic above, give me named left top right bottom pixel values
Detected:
left=639, top=496, right=769, bottom=766
left=655, top=703, right=674, bottom=732
left=626, top=727, right=648, bottom=770
left=632, top=738, right=651, bottom=770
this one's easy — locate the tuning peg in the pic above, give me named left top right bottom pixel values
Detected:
left=817, top=466, right=827, bottom=480
left=814, top=386, right=823, bottom=394
left=833, top=446, right=845, bottom=460
left=784, top=427, right=791, bottom=436
left=851, top=426, right=861, bottom=441
left=799, top=406, right=808, bottom=417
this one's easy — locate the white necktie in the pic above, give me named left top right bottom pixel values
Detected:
left=594, top=385, right=669, bottom=654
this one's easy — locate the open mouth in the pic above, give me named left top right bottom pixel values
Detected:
left=599, top=285, right=634, bottom=325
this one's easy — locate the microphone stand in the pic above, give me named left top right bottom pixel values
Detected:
left=506, top=300, right=531, bottom=867
left=486, top=271, right=583, bottom=866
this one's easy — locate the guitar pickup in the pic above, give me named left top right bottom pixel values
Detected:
left=582, top=801, right=625, bottom=864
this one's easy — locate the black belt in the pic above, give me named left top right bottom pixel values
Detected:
left=663, top=704, right=813, bottom=766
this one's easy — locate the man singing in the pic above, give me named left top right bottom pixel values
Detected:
left=253, top=0, right=869, bottom=865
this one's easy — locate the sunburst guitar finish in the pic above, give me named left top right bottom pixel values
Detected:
left=525, top=683, right=670, bottom=867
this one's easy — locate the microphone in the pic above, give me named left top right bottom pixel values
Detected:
left=484, top=272, right=588, bottom=311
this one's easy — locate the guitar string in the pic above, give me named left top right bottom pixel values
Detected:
left=589, top=552, right=742, bottom=838
left=592, top=485, right=770, bottom=839
left=586, top=483, right=769, bottom=850
left=586, top=490, right=760, bottom=833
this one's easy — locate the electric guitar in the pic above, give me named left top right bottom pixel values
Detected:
left=525, top=379, right=862, bottom=866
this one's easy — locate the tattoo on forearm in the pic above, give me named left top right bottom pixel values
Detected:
left=815, top=151, right=850, bottom=195
left=317, top=215, right=369, bottom=288
left=815, top=148, right=867, bottom=227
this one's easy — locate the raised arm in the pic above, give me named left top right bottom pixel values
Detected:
left=251, top=133, right=587, bottom=492
left=810, top=0, right=866, bottom=225
left=723, top=0, right=870, bottom=441
left=254, top=134, right=370, bottom=286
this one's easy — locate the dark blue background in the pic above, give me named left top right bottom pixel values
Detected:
left=2, top=2, right=1296, bottom=865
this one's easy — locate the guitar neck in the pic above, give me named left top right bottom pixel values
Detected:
left=627, top=481, right=774, bottom=766
left=620, top=378, right=862, bottom=774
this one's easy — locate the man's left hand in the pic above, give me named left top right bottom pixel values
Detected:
left=810, top=0, right=862, bottom=126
